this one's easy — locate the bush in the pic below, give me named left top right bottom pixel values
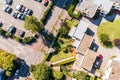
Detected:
left=68, top=0, right=81, bottom=18
left=53, top=70, right=64, bottom=80
left=0, top=28, right=6, bottom=35
left=23, top=36, right=34, bottom=43
left=6, top=71, right=12, bottom=77
left=40, top=2, right=53, bottom=23
left=14, top=36, right=22, bottom=42
left=5, top=32, right=13, bottom=38
left=99, top=34, right=113, bottom=48
left=113, top=38, right=120, bottom=46
left=42, top=53, right=50, bottom=63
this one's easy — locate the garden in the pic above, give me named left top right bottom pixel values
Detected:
left=97, top=19, right=120, bottom=48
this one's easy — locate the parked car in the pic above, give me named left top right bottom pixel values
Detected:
left=24, top=8, right=29, bottom=14
left=4, top=0, right=13, bottom=5
left=16, top=4, right=23, bottom=11
left=17, top=13, right=22, bottom=19
left=93, top=54, right=103, bottom=69
left=21, top=6, right=26, bottom=12
left=6, top=7, right=12, bottom=13
left=27, top=9, right=33, bottom=15
left=13, top=11, right=19, bottom=18
left=3, top=5, right=9, bottom=12
left=19, top=31, right=25, bottom=37
left=20, top=14, right=26, bottom=20
left=34, top=0, right=42, bottom=2
left=44, top=0, right=49, bottom=6
left=0, top=22, right=3, bottom=27
left=7, top=25, right=16, bottom=34
left=14, top=70, right=20, bottom=77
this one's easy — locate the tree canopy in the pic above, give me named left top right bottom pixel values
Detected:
left=31, top=63, right=52, bottom=80
left=0, top=50, right=16, bottom=76
left=53, top=70, right=63, bottom=80
left=24, top=16, right=43, bottom=33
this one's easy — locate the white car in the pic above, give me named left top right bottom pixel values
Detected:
left=16, top=4, right=23, bottom=11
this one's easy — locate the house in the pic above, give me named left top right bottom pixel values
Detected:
left=109, top=59, right=120, bottom=80
left=0, top=68, right=5, bottom=80
left=94, top=0, right=113, bottom=16
left=112, top=0, right=120, bottom=10
left=68, top=20, right=98, bottom=76
left=77, top=0, right=98, bottom=18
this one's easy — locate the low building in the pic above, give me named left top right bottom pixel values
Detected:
left=68, top=20, right=98, bottom=76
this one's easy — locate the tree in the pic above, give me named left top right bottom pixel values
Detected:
left=53, top=70, right=63, bottom=80
left=58, top=27, right=69, bottom=38
left=74, top=71, right=91, bottom=80
left=0, top=50, right=16, bottom=76
left=31, top=63, right=52, bottom=80
left=99, top=33, right=113, bottom=48
left=24, top=16, right=43, bottom=33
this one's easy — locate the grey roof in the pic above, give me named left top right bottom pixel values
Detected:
left=68, top=27, right=76, bottom=37
left=78, top=0, right=98, bottom=18
left=94, top=0, right=113, bottom=14
left=73, top=20, right=88, bottom=41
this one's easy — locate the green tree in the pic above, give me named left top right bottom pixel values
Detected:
left=100, top=33, right=113, bottom=48
left=0, top=50, right=16, bottom=76
left=0, top=28, right=5, bottom=35
left=24, top=16, right=43, bottom=33
left=74, top=71, right=91, bottom=80
left=53, top=70, right=63, bottom=80
left=31, top=63, right=52, bottom=80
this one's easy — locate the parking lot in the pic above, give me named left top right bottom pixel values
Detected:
left=0, top=0, right=46, bottom=35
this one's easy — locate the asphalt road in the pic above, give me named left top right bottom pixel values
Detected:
left=0, top=36, right=45, bottom=66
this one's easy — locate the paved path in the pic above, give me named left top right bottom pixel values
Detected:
left=0, top=36, right=45, bottom=66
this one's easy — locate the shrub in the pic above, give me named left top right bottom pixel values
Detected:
left=113, top=38, right=120, bottom=46
left=0, top=28, right=6, bottom=35
left=14, top=36, right=22, bottom=42
left=68, top=0, right=81, bottom=18
left=40, top=2, right=53, bottom=23
left=53, top=70, right=64, bottom=80
left=6, top=71, right=12, bottom=76
left=5, top=32, right=13, bottom=38
left=42, top=53, right=50, bottom=63
left=23, top=36, right=34, bottom=43
left=99, top=33, right=113, bottom=48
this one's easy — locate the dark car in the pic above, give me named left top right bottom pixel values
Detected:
left=7, top=25, right=16, bottom=34
left=0, top=22, right=3, bottom=27
left=6, top=7, right=12, bottom=13
left=20, top=14, right=26, bottom=20
left=93, top=54, right=103, bottom=69
left=19, top=31, right=25, bottom=37
left=27, top=9, right=33, bottom=15
left=44, top=0, right=49, bottom=6
left=4, top=0, right=13, bottom=5
left=13, top=11, right=19, bottom=18
left=16, top=4, right=23, bottom=11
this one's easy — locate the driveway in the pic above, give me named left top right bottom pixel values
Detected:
left=0, top=36, right=45, bottom=66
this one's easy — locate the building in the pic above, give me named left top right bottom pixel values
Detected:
left=68, top=20, right=98, bottom=76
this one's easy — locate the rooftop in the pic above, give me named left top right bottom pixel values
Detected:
left=94, top=0, right=113, bottom=14
left=109, top=60, right=120, bottom=80
left=77, top=34, right=93, bottom=54
left=81, top=50, right=97, bottom=71
left=78, top=0, right=98, bottom=18
left=73, top=20, right=88, bottom=41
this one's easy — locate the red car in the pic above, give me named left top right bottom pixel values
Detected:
left=44, top=0, right=49, bottom=6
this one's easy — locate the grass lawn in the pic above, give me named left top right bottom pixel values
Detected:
left=66, top=19, right=79, bottom=27
left=97, top=19, right=120, bottom=44
left=49, top=51, right=73, bottom=63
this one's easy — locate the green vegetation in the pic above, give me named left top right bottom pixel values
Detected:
left=24, top=16, right=43, bottom=33
left=90, top=76, right=101, bottom=80
left=40, top=1, right=53, bottom=24
left=30, top=63, right=64, bottom=80
left=74, top=71, right=91, bottom=80
left=97, top=19, right=120, bottom=48
left=31, top=63, right=53, bottom=80
left=53, top=70, right=64, bottom=80
left=0, top=50, right=16, bottom=76
left=5, top=32, right=13, bottom=38
left=42, top=53, right=50, bottom=63
left=65, top=19, right=79, bottom=27
left=68, top=0, right=81, bottom=18
left=22, top=36, right=35, bottom=43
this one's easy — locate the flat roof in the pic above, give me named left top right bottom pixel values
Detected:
left=94, top=0, right=113, bottom=14
left=78, top=0, right=98, bottom=18
left=109, top=60, right=120, bottom=80
left=68, top=27, right=76, bottom=37
left=73, top=20, right=88, bottom=41
left=81, top=50, right=97, bottom=71
left=77, top=34, right=93, bottom=54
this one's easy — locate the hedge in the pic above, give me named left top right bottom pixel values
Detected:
left=40, top=1, right=53, bottom=23
left=42, top=53, right=50, bottom=63
left=68, top=0, right=81, bottom=18
left=52, top=57, right=76, bottom=66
